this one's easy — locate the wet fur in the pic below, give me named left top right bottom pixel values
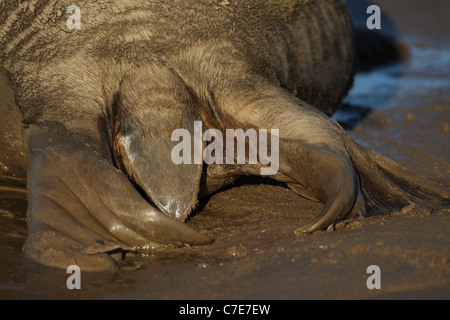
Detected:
left=0, top=0, right=448, bottom=270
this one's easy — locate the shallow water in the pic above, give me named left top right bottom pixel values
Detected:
left=334, top=45, right=450, bottom=127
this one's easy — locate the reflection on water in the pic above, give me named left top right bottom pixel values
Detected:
left=342, top=63, right=403, bottom=109
left=0, top=189, right=27, bottom=298
left=333, top=44, right=450, bottom=128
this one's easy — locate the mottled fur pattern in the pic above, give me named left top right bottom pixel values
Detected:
left=1, top=1, right=448, bottom=271
left=1, top=0, right=354, bottom=124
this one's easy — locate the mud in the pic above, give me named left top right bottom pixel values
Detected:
left=0, top=0, right=449, bottom=299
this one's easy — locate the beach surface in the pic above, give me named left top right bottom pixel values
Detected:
left=0, top=0, right=449, bottom=299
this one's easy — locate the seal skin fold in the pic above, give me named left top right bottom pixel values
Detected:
left=0, top=0, right=448, bottom=270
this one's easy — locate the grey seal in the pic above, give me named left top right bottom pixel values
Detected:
left=0, top=0, right=448, bottom=271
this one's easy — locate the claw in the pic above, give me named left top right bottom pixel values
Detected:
left=111, top=70, right=204, bottom=222
left=24, top=123, right=213, bottom=270
left=282, top=141, right=361, bottom=234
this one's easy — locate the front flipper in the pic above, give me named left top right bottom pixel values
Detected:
left=111, top=73, right=204, bottom=222
left=281, top=141, right=367, bottom=233
left=24, top=123, right=212, bottom=271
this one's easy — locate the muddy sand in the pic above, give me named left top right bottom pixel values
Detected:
left=0, top=0, right=449, bottom=299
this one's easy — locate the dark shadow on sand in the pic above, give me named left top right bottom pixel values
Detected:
left=335, top=0, right=409, bottom=130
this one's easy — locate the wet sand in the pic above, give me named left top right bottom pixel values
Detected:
left=0, top=0, right=449, bottom=299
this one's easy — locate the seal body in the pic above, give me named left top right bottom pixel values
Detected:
left=0, top=0, right=448, bottom=271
